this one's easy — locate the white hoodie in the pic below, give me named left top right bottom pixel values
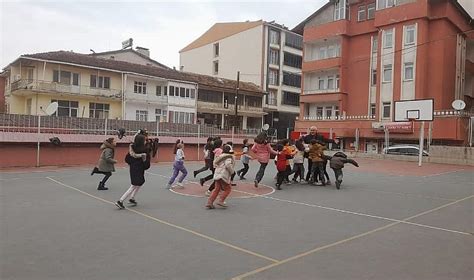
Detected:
left=213, top=153, right=235, bottom=184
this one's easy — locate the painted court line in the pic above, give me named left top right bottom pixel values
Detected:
left=422, top=169, right=466, bottom=178
left=45, top=176, right=278, bottom=264
left=240, top=187, right=472, bottom=236
left=349, top=186, right=455, bottom=201
left=232, top=194, right=474, bottom=279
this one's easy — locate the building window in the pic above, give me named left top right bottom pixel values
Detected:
left=383, top=64, right=392, bottom=82
left=169, top=111, right=194, bottom=124
left=325, top=107, right=333, bottom=119
left=269, top=69, right=279, bottom=86
left=52, top=100, right=78, bottom=117
left=269, top=29, right=280, bottom=44
left=316, top=106, right=324, bottom=117
left=282, top=72, right=301, bottom=88
left=358, top=6, right=366, bottom=21
left=371, top=69, right=377, bottom=86
left=372, top=37, right=378, bottom=53
left=136, top=110, right=148, bottom=121
left=318, top=77, right=325, bottom=90
left=282, top=91, right=299, bottom=106
left=164, top=86, right=168, bottom=96
left=156, top=86, right=162, bottom=96
left=53, top=70, right=79, bottom=86
left=370, top=103, right=376, bottom=117
left=334, top=0, right=348, bottom=20
left=89, top=103, right=110, bottom=119
left=384, top=29, right=393, bottom=48
left=283, top=52, right=302, bottom=68
left=405, top=25, right=416, bottom=46
left=318, top=47, right=327, bottom=60
left=382, top=102, right=391, bottom=118
left=90, top=75, right=110, bottom=89
left=285, top=32, right=303, bottom=50
left=214, top=43, right=219, bottom=57
left=269, top=49, right=279, bottom=65
left=213, top=61, right=219, bottom=74
left=267, top=90, right=277, bottom=106
left=180, top=87, right=185, bottom=98
left=190, top=88, right=196, bottom=99
left=175, top=87, right=179, bottom=96
left=247, top=95, right=262, bottom=108
left=336, top=75, right=340, bottom=89
left=327, top=76, right=335, bottom=89
left=367, top=3, right=376, bottom=19
left=378, top=0, right=395, bottom=10
left=155, top=108, right=168, bottom=122
left=169, top=86, right=174, bottom=97
left=134, top=81, right=147, bottom=94
left=404, top=62, right=414, bottom=81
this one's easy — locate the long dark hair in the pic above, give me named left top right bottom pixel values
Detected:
left=254, top=132, right=267, bottom=144
left=132, top=134, right=147, bottom=153
left=173, top=138, right=183, bottom=154
left=295, top=139, right=305, bottom=151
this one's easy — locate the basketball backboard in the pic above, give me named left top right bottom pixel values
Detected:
left=394, top=99, right=434, bottom=122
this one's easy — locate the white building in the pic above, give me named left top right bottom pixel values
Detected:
left=180, top=20, right=303, bottom=138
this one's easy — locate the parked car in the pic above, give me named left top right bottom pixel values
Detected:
left=383, top=145, right=429, bottom=156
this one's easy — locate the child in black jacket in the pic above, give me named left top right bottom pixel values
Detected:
left=329, top=152, right=359, bottom=189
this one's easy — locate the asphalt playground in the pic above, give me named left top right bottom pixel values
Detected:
left=1, top=158, right=473, bottom=280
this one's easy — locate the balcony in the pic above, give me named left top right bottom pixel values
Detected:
left=125, top=92, right=168, bottom=104
left=10, top=79, right=122, bottom=100
left=197, top=101, right=264, bottom=115
left=304, top=20, right=349, bottom=42
left=300, top=91, right=346, bottom=103
left=303, top=57, right=342, bottom=72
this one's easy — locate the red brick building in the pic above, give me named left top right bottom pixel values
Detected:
left=293, top=0, right=473, bottom=151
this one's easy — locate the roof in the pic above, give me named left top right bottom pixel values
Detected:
left=291, top=1, right=332, bottom=35
left=91, top=48, right=170, bottom=69
left=180, top=20, right=264, bottom=53
left=18, top=51, right=264, bottom=94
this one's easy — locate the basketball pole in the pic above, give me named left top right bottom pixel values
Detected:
left=418, top=121, right=425, bottom=167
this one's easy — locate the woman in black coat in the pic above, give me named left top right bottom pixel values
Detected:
left=115, top=134, right=151, bottom=209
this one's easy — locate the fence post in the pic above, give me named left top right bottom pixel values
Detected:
left=231, top=126, right=235, bottom=144
left=355, top=128, right=360, bottom=152
left=197, top=123, right=201, bottom=161
left=36, top=115, right=41, bottom=167
left=104, top=118, right=108, bottom=136
left=156, top=120, right=159, bottom=137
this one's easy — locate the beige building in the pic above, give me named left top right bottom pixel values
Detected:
left=180, top=20, right=303, bottom=138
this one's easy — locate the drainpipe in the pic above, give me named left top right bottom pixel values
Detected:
left=121, top=73, right=124, bottom=119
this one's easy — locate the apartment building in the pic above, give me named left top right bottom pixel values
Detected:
left=180, top=20, right=303, bottom=138
left=2, top=51, right=264, bottom=129
left=293, top=0, right=474, bottom=149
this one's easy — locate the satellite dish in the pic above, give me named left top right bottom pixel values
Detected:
left=45, top=102, right=58, bottom=115
left=451, top=100, right=466, bottom=111
left=262, top=124, right=270, bottom=131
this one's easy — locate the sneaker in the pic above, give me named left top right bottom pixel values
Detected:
left=285, top=181, right=292, bottom=185
left=315, top=182, right=323, bottom=186
left=97, top=185, right=108, bottom=190
left=115, top=201, right=125, bottom=209
left=254, top=180, right=259, bottom=188
left=276, top=184, right=282, bottom=190
left=336, top=180, right=341, bottom=190
left=200, top=178, right=205, bottom=187
left=128, top=199, right=137, bottom=206
left=205, top=204, right=215, bottom=209
left=292, top=178, right=298, bottom=183
left=216, top=201, right=228, bottom=208
left=175, top=182, right=184, bottom=189
left=205, top=190, right=211, bottom=197
left=193, top=171, right=198, bottom=178
left=240, top=176, right=246, bottom=180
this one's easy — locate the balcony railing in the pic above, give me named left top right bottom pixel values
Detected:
left=10, top=79, right=122, bottom=99
left=125, top=92, right=169, bottom=103
left=303, top=115, right=376, bottom=121
left=198, top=101, right=264, bottom=112
left=303, top=88, right=340, bottom=95
left=266, top=97, right=278, bottom=106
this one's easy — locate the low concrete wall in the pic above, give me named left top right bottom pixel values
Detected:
left=342, top=146, right=474, bottom=166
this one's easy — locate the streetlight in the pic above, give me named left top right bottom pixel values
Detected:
left=37, top=102, right=58, bottom=167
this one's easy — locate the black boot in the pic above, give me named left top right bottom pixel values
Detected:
left=97, top=182, right=108, bottom=190
left=91, top=167, right=99, bottom=176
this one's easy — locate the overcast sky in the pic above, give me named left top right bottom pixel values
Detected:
left=0, top=0, right=327, bottom=69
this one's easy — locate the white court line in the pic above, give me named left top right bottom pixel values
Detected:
left=232, top=193, right=474, bottom=279
left=145, top=171, right=275, bottom=198
left=45, top=176, right=279, bottom=264
left=349, top=186, right=455, bottom=201
left=236, top=186, right=473, bottom=237
left=422, top=169, right=466, bottom=178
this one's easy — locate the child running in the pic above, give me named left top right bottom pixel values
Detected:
left=251, top=132, right=278, bottom=188
left=291, top=139, right=306, bottom=183
left=275, top=144, right=289, bottom=190
left=193, top=137, right=213, bottom=178
left=236, top=138, right=252, bottom=180
left=308, top=139, right=326, bottom=185
left=115, top=134, right=150, bottom=209
left=329, top=152, right=359, bottom=189
left=166, top=140, right=188, bottom=189
left=91, top=137, right=117, bottom=190
left=205, top=138, right=223, bottom=196
left=206, top=144, right=235, bottom=209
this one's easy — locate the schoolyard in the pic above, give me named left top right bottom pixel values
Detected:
left=1, top=158, right=472, bottom=280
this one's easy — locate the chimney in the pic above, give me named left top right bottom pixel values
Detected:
left=136, top=46, right=150, bottom=57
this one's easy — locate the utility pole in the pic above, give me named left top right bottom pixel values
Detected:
left=234, top=71, right=240, bottom=128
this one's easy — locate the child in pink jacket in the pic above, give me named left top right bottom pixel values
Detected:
left=251, top=132, right=278, bottom=188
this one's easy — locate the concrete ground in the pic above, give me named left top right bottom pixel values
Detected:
left=1, top=158, right=473, bottom=280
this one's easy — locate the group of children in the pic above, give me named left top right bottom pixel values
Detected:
left=90, top=130, right=358, bottom=210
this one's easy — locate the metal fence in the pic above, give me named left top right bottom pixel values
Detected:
left=0, top=113, right=261, bottom=139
